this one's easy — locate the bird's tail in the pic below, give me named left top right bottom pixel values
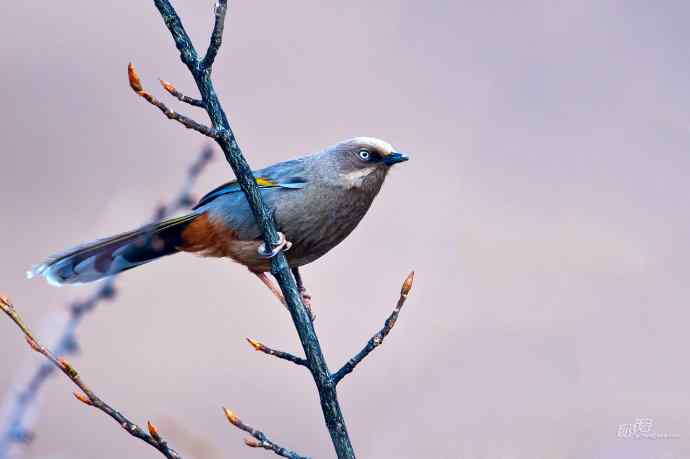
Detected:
left=28, top=212, right=202, bottom=286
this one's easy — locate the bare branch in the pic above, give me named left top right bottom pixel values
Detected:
left=0, top=148, right=212, bottom=456
left=128, top=63, right=218, bottom=138
left=0, top=297, right=184, bottom=459
left=332, top=272, right=415, bottom=385
left=160, top=79, right=206, bottom=108
left=201, top=1, right=228, bottom=70
left=153, top=0, right=199, bottom=70
left=246, top=338, right=308, bottom=368
left=223, top=409, right=309, bottom=459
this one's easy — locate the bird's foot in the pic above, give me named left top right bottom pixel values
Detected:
left=254, top=271, right=315, bottom=321
left=257, top=231, right=292, bottom=258
left=299, top=289, right=316, bottom=322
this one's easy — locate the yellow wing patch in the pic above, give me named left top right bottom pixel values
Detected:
left=255, top=177, right=277, bottom=187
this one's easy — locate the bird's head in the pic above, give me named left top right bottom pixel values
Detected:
left=328, top=137, right=409, bottom=190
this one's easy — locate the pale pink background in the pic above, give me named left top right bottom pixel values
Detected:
left=1, top=1, right=689, bottom=458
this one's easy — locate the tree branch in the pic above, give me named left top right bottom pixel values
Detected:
left=150, top=2, right=356, bottom=457
left=160, top=79, right=206, bottom=108
left=128, top=63, right=218, bottom=138
left=332, top=272, right=415, bottom=385
left=223, top=409, right=309, bottom=459
left=201, top=1, right=228, bottom=70
left=0, top=297, right=184, bottom=459
left=0, top=148, right=212, bottom=458
left=246, top=338, right=308, bottom=368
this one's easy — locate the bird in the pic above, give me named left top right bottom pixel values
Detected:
left=28, top=137, right=409, bottom=310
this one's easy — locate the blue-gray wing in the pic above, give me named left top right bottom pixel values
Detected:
left=193, top=158, right=311, bottom=240
left=193, top=158, right=308, bottom=209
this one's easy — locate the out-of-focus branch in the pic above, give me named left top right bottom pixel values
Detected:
left=223, top=409, right=309, bottom=459
left=0, top=148, right=213, bottom=458
left=332, top=272, right=415, bottom=385
left=245, top=338, right=307, bottom=368
left=0, top=297, right=184, bottom=459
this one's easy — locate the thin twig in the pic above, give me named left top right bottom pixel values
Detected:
left=201, top=1, right=228, bottom=70
left=0, top=297, right=183, bottom=459
left=0, top=148, right=212, bottom=457
left=223, top=409, right=309, bottom=459
left=160, top=79, right=206, bottom=108
left=332, top=272, right=415, bottom=385
left=245, top=338, right=307, bottom=368
left=151, top=2, right=357, bottom=456
left=128, top=63, right=218, bottom=138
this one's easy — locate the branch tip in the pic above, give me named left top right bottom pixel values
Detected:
left=159, top=79, right=175, bottom=94
left=73, top=392, right=93, bottom=406
left=223, top=407, right=240, bottom=425
left=0, top=295, right=10, bottom=308
left=246, top=337, right=262, bottom=351
left=401, top=271, right=415, bottom=297
left=127, top=62, right=144, bottom=93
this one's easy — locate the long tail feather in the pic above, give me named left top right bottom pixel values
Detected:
left=28, top=213, right=202, bottom=286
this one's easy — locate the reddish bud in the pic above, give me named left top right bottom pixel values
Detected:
left=58, top=358, right=78, bottom=378
left=246, top=338, right=262, bottom=351
left=128, top=63, right=144, bottom=93
left=244, top=437, right=261, bottom=448
left=223, top=407, right=240, bottom=425
left=0, top=295, right=10, bottom=308
left=159, top=79, right=175, bottom=94
left=401, top=271, right=415, bottom=297
left=25, top=336, right=41, bottom=352
left=147, top=421, right=161, bottom=440
left=73, top=392, right=92, bottom=406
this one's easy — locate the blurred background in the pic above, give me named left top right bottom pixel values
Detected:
left=1, top=1, right=689, bottom=458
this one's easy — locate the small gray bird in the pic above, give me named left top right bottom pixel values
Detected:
left=29, top=137, right=409, bottom=304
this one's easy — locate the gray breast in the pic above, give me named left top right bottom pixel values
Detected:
left=276, top=178, right=384, bottom=267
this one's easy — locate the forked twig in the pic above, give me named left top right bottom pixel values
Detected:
left=128, top=63, right=218, bottom=138
left=0, top=148, right=212, bottom=458
left=0, top=297, right=183, bottom=459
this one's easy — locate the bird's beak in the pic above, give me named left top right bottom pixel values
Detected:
left=384, top=152, right=410, bottom=166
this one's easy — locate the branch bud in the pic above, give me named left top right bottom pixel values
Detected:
left=128, top=63, right=144, bottom=93
left=244, top=437, right=260, bottom=448
left=73, top=392, right=93, bottom=406
left=401, top=271, right=415, bottom=297
left=222, top=407, right=240, bottom=426
left=246, top=338, right=262, bottom=351
left=147, top=421, right=161, bottom=441
left=58, top=358, right=78, bottom=378
left=0, top=295, right=10, bottom=308
left=25, top=336, right=41, bottom=353
left=160, top=79, right=176, bottom=94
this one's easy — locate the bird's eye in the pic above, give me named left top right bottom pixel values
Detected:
left=358, top=150, right=371, bottom=161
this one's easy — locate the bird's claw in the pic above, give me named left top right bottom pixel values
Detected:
left=299, top=290, right=316, bottom=321
left=257, top=232, right=292, bottom=258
